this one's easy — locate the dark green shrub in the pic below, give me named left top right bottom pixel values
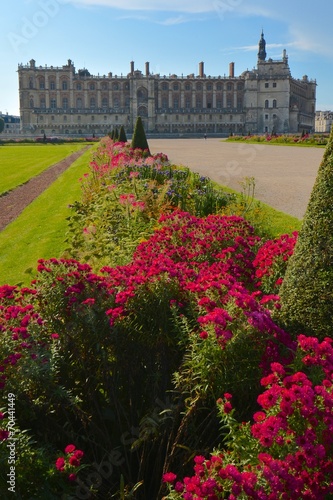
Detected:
left=131, top=116, right=150, bottom=154
left=0, top=118, right=4, bottom=134
left=279, top=126, right=333, bottom=339
left=118, top=125, right=127, bottom=142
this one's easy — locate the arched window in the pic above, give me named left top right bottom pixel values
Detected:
left=62, top=97, right=68, bottom=109
left=76, top=98, right=82, bottom=109
left=90, top=83, right=95, bottom=90
left=114, top=97, right=120, bottom=108
left=102, top=97, right=108, bottom=108
left=273, top=99, right=277, bottom=108
left=29, top=98, right=34, bottom=108
left=90, top=97, right=96, bottom=109
left=76, top=83, right=82, bottom=90
left=40, top=97, right=46, bottom=108
left=50, top=98, right=56, bottom=109
left=62, top=80, right=68, bottom=90
left=50, top=80, right=55, bottom=90
left=265, top=100, right=269, bottom=109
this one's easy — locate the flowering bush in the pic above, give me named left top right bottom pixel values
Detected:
left=253, top=232, right=298, bottom=294
left=66, top=138, right=233, bottom=269
left=164, top=335, right=333, bottom=499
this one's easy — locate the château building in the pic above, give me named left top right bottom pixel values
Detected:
left=17, top=32, right=316, bottom=137
left=315, top=111, right=333, bottom=133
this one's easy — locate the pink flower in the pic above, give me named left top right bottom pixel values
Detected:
left=55, top=457, right=65, bottom=471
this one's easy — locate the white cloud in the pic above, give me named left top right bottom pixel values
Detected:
left=65, top=0, right=215, bottom=13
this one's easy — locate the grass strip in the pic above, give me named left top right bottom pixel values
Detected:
left=0, top=144, right=98, bottom=286
left=0, top=143, right=87, bottom=195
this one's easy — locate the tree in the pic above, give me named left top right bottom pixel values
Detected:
left=0, top=117, right=4, bottom=134
left=113, top=127, right=119, bottom=142
left=131, top=116, right=150, bottom=154
left=279, top=126, right=333, bottom=339
left=118, top=125, right=127, bottom=143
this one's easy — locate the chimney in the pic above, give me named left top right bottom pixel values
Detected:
left=199, top=61, right=204, bottom=77
left=130, top=61, right=134, bottom=75
left=145, top=61, right=150, bottom=76
left=229, top=62, right=235, bottom=78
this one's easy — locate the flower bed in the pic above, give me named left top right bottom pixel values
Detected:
left=0, top=138, right=331, bottom=499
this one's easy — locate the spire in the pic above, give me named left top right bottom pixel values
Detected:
left=258, top=30, right=266, bottom=61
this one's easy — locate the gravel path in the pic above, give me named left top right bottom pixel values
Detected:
left=0, top=146, right=91, bottom=231
left=149, top=138, right=325, bottom=219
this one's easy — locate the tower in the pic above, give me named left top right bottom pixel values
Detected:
left=258, top=30, right=266, bottom=61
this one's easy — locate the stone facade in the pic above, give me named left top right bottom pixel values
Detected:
left=315, top=111, right=333, bottom=133
left=0, top=112, right=21, bottom=136
left=17, top=32, right=316, bottom=137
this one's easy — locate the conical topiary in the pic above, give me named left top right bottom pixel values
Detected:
left=113, top=127, right=119, bottom=141
left=131, top=116, right=150, bottom=154
left=118, top=125, right=127, bottom=143
left=278, top=126, right=333, bottom=340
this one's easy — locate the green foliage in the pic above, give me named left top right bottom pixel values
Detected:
left=114, top=126, right=119, bottom=141
left=279, top=127, right=333, bottom=339
left=0, top=118, right=4, bottom=134
left=131, top=116, right=150, bottom=153
left=118, top=125, right=127, bottom=143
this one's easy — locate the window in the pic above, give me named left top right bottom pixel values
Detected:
left=273, top=99, right=277, bottom=108
left=162, top=97, right=168, bottom=108
left=265, top=82, right=269, bottom=88
left=62, top=97, right=68, bottom=109
left=64, top=116, right=67, bottom=122
left=227, top=98, right=232, bottom=108
left=273, top=114, right=277, bottom=119
left=196, top=83, right=202, bottom=91
left=51, top=98, right=56, bottom=108
left=90, top=83, right=95, bottom=90
left=173, top=98, right=179, bottom=109
left=273, top=82, right=277, bottom=88
left=112, top=83, right=119, bottom=91
left=196, top=98, right=202, bottom=108
left=227, top=83, right=232, bottom=91
left=51, top=115, right=55, bottom=121
left=29, top=78, right=33, bottom=89
left=40, top=98, right=46, bottom=108
left=265, top=114, right=269, bottom=119
left=39, top=79, right=45, bottom=89
left=265, top=100, right=269, bottom=108
left=101, top=83, right=107, bottom=90
left=185, top=83, right=191, bottom=91
left=217, top=100, right=222, bottom=108
left=62, top=81, right=68, bottom=90
left=207, top=102, right=212, bottom=109
left=40, top=116, right=43, bottom=121
left=115, top=115, right=118, bottom=121
left=173, top=83, right=179, bottom=91
left=114, top=98, right=120, bottom=108
left=76, top=83, right=82, bottom=90
left=91, top=116, right=95, bottom=121
left=76, top=98, right=82, bottom=109
left=102, top=97, right=108, bottom=108
left=185, top=99, right=191, bottom=108
left=216, top=83, right=222, bottom=91
left=162, top=82, right=168, bottom=91
left=237, top=83, right=243, bottom=91
left=78, top=116, right=81, bottom=121
left=50, top=81, right=55, bottom=90
left=206, top=83, right=212, bottom=90
left=187, top=115, right=191, bottom=121
left=90, top=97, right=96, bottom=109
left=176, top=115, right=179, bottom=121
left=104, top=116, right=107, bottom=121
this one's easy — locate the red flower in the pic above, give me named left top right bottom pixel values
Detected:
left=163, top=472, right=177, bottom=483
left=64, top=444, right=76, bottom=454
left=55, top=457, right=65, bottom=471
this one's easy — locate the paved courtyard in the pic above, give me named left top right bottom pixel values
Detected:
left=149, top=138, right=325, bottom=219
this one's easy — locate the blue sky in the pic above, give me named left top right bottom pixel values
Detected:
left=2, top=0, right=333, bottom=116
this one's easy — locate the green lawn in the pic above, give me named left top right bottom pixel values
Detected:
left=0, top=143, right=87, bottom=195
left=0, top=145, right=98, bottom=286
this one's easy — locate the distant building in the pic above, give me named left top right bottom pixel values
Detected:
left=0, top=112, right=20, bottom=136
left=17, top=32, right=316, bottom=137
left=315, top=111, right=333, bottom=133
